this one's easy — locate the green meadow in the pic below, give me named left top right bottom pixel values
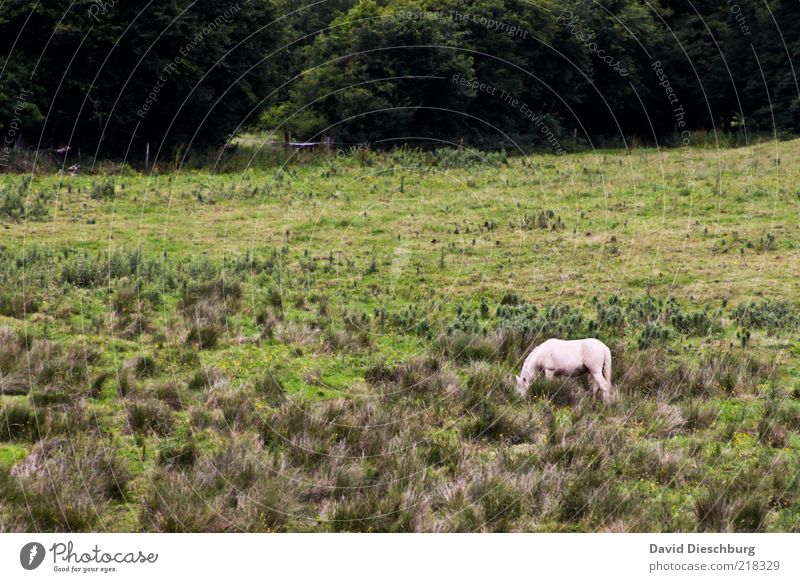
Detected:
left=1, top=140, right=799, bottom=532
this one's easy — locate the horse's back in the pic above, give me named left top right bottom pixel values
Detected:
left=542, top=338, right=607, bottom=352
left=581, top=337, right=607, bottom=348
left=537, top=338, right=609, bottom=365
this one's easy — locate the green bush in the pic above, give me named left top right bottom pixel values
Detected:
left=733, top=300, right=798, bottom=332
left=90, top=180, right=116, bottom=200
left=0, top=401, right=37, bottom=441
left=0, top=177, right=49, bottom=221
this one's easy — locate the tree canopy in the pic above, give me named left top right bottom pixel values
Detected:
left=1, top=0, right=798, bottom=161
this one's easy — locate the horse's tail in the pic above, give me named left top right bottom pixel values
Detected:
left=602, top=347, right=612, bottom=386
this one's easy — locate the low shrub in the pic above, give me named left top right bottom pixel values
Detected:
left=5, top=438, right=131, bottom=531
left=126, top=399, right=174, bottom=436
left=0, top=400, right=38, bottom=441
left=253, top=370, right=286, bottom=406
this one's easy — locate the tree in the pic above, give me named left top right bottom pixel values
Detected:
left=0, top=0, right=281, bottom=160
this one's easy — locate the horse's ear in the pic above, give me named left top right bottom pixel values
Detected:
left=515, top=375, right=521, bottom=383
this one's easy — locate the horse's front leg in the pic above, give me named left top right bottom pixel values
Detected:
left=544, top=368, right=555, bottom=381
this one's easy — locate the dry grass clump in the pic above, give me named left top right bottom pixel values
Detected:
left=2, top=438, right=130, bottom=531
left=125, top=398, right=174, bottom=436
left=324, top=326, right=373, bottom=352
left=252, top=370, right=286, bottom=407
left=646, top=403, right=686, bottom=438
left=620, top=441, right=696, bottom=486
left=613, top=348, right=775, bottom=401
left=1, top=396, right=97, bottom=442
left=0, top=330, right=98, bottom=396
left=204, top=381, right=259, bottom=433
left=276, top=321, right=321, bottom=347
left=179, top=279, right=241, bottom=349
left=0, top=399, right=39, bottom=441
left=366, top=356, right=458, bottom=400
left=186, top=366, right=226, bottom=391
left=682, top=399, right=719, bottom=430
left=140, top=433, right=306, bottom=532
left=108, top=281, right=152, bottom=338
left=435, top=331, right=501, bottom=363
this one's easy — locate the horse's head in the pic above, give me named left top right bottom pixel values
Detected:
left=515, top=374, right=529, bottom=397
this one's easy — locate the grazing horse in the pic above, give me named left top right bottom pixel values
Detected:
left=515, top=338, right=612, bottom=401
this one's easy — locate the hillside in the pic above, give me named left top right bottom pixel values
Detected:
left=1, top=141, right=799, bottom=532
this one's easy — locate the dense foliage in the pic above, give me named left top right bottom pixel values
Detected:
left=0, top=0, right=279, bottom=158
left=1, top=0, right=799, bottom=157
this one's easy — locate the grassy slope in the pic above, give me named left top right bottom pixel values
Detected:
left=0, top=140, right=799, bottom=532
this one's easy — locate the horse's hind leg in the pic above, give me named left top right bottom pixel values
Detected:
left=589, top=375, right=599, bottom=398
left=591, top=371, right=610, bottom=402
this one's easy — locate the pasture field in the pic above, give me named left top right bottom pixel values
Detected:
left=1, top=140, right=799, bottom=532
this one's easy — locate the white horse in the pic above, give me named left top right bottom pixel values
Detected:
left=516, top=338, right=612, bottom=401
